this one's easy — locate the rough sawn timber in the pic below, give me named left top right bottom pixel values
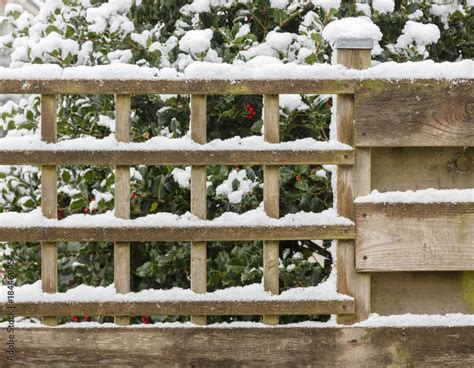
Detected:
left=0, top=299, right=354, bottom=316
left=355, top=202, right=474, bottom=271
left=355, top=79, right=474, bottom=147
left=2, top=326, right=474, bottom=367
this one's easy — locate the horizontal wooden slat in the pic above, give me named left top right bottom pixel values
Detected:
left=0, top=79, right=356, bottom=95
left=0, top=224, right=354, bottom=242
left=355, top=79, right=474, bottom=147
left=2, top=326, right=474, bottom=366
left=0, top=148, right=354, bottom=165
left=355, top=202, right=474, bottom=271
left=0, top=299, right=354, bottom=316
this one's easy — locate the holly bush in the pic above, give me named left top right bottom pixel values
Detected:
left=0, top=0, right=471, bottom=324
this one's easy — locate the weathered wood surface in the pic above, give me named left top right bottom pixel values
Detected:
left=3, top=326, right=474, bottom=367
left=0, top=224, right=354, bottom=242
left=0, top=299, right=354, bottom=316
left=114, top=94, right=132, bottom=326
left=40, top=94, right=58, bottom=327
left=0, top=148, right=355, bottom=165
left=372, top=147, right=474, bottom=191
left=356, top=202, right=474, bottom=272
left=355, top=80, right=474, bottom=147
left=0, top=79, right=356, bottom=94
left=336, top=46, right=371, bottom=324
left=263, top=94, right=280, bottom=325
left=372, top=271, right=474, bottom=315
left=190, top=94, right=207, bottom=325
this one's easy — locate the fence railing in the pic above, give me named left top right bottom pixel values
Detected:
left=0, top=46, right=472, bottom=332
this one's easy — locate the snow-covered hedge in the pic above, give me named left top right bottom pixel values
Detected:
left=0, top=0, right=472, bottom=324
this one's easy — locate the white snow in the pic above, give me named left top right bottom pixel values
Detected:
left=0, top=278, right=351, bottom=303
left=0, top=60, right=472, bottom=81
left=372, top=0, right=395, bottom=14
left=270, top=0, right=288, bottom=9
left=216, top=169, right=258, bottom=204
left=0, top=135, right=352, bottom=152
left=312, top=0, right=341, bottom=11
left=171, top=166, right=191, bottom=189
left=355, top=189, right=474, bottom=204
left=353, top=313, right=474, bottom=327
left=3, top=313, right=474, bottom=329
left=322, top=17, right=382, bottom=45
left=179, top=29, right=213, bottom=55
left=396, top=21, right=441, bottom=53
left=0, top=206, right=353, bottom=229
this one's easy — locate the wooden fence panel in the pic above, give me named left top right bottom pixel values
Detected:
left=355, top=202, right=474, bottom=272
left=355, top=80, right=474, bottom=147
left=3, top=326, right=473, bottom=367
left=40, top=94, right=58, bottom=326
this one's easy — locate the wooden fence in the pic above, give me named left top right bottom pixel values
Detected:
left=0, top=39, right=473, bottom=366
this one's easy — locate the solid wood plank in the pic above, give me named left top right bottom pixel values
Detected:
left=370, top=147, right=474, bottom=315
left=190, top=94, right=207, bottom=325
left=0, top=300, right=354, bottom=316
left=263, top=94, right=280, bottom=325
left=0, top=79, right=357, bottom=95
left=336, top=46, right=371, bottom=324
left=0, top=148, right=355, bottom=166
left=372, top=147, right=474, bottom=191
left=372, top=272, right=474, bottom=315
left=355, top=202, right=474, bottom=271
left=355, top=80, right=474, bottom=147
left=40, top=94, right=58, bottom=326
left=3, top=326, right=474, bottom=366
left=0, top=224, right=354, bottom=242
left=114, top=95, right=131, bottom=326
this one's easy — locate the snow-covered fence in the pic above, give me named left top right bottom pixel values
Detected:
left=0, top=41, right=473, bottom=364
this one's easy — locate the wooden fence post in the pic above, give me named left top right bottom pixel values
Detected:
left=335, top=37, right=373, bottom=324
left=190, top=94, right=207, bottom=325
left=41, top=94, right=58, bottom=326
left=263, top=94, right=280, bottom=325
left=114, top=94, right=132, bottom=326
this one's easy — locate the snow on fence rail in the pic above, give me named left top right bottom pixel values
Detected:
left=0, top=56, right=473, bottom=333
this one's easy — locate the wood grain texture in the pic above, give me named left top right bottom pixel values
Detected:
left=114, top=95, right=131, bottom=326
left=0, top=148, right=355, bottom=166
left=336, top=47, right=372, bottom=324
left=190, top=94, right=208, bottom=325
left=355, top=202, right=474, bottom=271
left=263, top=94, right=280, bottom=325
left=372, top=147, right=474, bottom=191
left=372, top=272, right=474, bottom=315
left=355, top=80, right=474, bottom=147
left=40, top=95, right=57, bottom=326
left=3, top=326, right=474, bottom=367
left=0, top=300, right=354, bottom=316
left=0, top=79, right=356, bottom=95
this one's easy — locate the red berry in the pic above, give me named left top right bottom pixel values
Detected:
left=57, top=210, right=63, bottom=220
left=71, top=316, right=80, bottom=322
left=327, top=98, right=333, bottom=107
left=131, top=192, right=137, bottom=199
left=83, top=207, right=89, bottom=213
left=251, top=111, right=256, bottom=116
left=295, top=175, right=301, bottom=182
left=140, top=315, right=151, bottom=324
left=247, top=114, right=252, bottom=119
left=246, top=103, right=251, bottom=109
left=83, top=315, right=91, bottom=322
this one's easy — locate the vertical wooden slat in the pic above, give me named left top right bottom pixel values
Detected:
left=114, top=95, right=131, bottom=326
left=335, top=41, right=372, bottom=324
left=190, top=94, right=207, bottom=325
left=263, top=94, right=280, bottom=325
left=41, top=94, right=58, bottom=326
